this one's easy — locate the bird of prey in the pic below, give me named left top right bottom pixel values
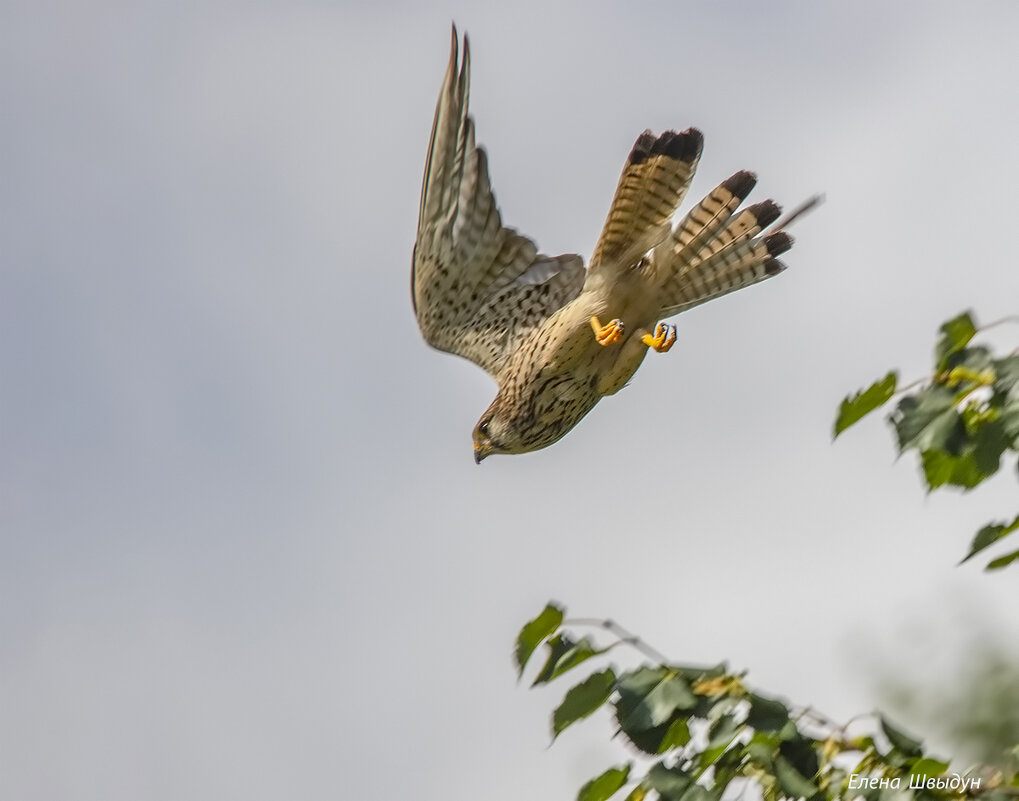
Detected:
left=413, top=28, right=805, bottom=463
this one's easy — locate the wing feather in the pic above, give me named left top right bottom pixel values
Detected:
left=413, top=27, right=584, bottom=380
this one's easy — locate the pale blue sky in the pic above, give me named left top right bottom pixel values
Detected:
left=2, top=2, right=1018, bottom=799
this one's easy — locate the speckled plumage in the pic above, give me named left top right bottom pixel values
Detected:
left=413, top=28, right=801, bottom=461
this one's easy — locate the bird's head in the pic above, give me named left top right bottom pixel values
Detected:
left=471, top=377, right=589, bottom=463
left=471, top=388, right=543, bottom=462
left=472, top=408, right=516, bottom=463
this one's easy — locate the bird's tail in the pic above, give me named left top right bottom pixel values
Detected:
left=588, top=129, right=704, bottom=276
left=652, top=171, right=796, bottom=318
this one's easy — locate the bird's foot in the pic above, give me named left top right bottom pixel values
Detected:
left=641, top=323, right=676, bottom=353
left=590, top=316, right=625, bottom=346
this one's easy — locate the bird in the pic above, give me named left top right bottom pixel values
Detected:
left=413, top=27, right=810, bottom=463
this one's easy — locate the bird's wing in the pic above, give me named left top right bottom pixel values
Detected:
left=588, top=128, right=704, bottom=275
left=412, top=28, right=585, bottom=381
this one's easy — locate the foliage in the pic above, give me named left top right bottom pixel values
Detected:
left=516, top=603, right=1019, bottom=801
left=511, top=315, right=1019, bottom=800
left=876, top=635, right=1019, bottom=768
left=834, top=311, right=1019, bottom=570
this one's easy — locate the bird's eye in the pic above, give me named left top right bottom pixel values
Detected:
left=479, top=421, right=490, bottom=436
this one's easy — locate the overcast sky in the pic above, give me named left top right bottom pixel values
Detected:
left=2, top=2, right=1018, bottom=800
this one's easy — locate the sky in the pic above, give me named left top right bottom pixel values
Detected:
left=2, top=2, right=1018, bottom=799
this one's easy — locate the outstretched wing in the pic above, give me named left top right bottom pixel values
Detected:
left=412, top=28, right=585, bottom=381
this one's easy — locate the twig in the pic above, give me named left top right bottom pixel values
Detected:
left=563, top=618, right=672, bottom=665
left=978, top=315, right=1019, bottom=332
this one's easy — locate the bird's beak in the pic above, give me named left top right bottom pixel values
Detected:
left=473, top=443, right=486, bottom=464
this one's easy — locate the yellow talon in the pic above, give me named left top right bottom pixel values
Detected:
left=641, top=323, right=676, bottom=353
left=590, top=316, right=625, bottom=346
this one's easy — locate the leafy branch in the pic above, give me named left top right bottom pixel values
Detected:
left=834, top=311, right=1019, bottom=570
left=516, top=603, right=1019, bottom=801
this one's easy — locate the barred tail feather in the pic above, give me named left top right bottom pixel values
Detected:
left=590, top=128, right=703, bottom=272
left=663, top=257, right=787, bottom=316
left=659, top=230, right=792, bottom=317
left=664, top=171, right=755, bottom=270
left=690, top=199, right=781, bottom=264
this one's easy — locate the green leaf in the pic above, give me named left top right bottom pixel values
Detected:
left=617, top=719, right=678, bottom=755
left=880, top=715, right=922, bottom=756
left=892, top=387, right=960, bottom=453
left=657, top=718, right=692, bottom=753
left=834, top=372, right=897, bottom=437
left=532, top=635, right=603, bottom=686
left=936, top=311, right=977, bottom=370
left=678, top=786, right=713, bottom=801
left=999, top=404, right=1019, bottom=444
left=950, top=344, right=994, bottom=376
left=846, top=734, right=876, bottom=753
left=515, top=603, right=563, bottom=677
left=908, top=758, right=949, bottom=778
left=672, top=662, right=728, bottom=682
left=779, top=734, right=820, bottom=783
left=745, top=730, right=779, bottom=767
left=993, top=355, right=1019, bottom=400
left=615, top=667, right=697, bottom=732
left=774, top=755, right=820, bottom=800
left=920, top=448, right=985, bottom=490
left=701, top=714, right=740, bottom=767
left=553, top=669, right=616, bottom=738
left=915, top=413, right=1007, bottom=489
left=881, top=745, right=910, bottom=770
left=987, top=547, right=1019, bottom=571
left=578, top=765, right=631, bottom=801
left=972, top=417, right=1008, bottom=476
left=712, top=744, right=746, bottom=795
left=646, top=762, right=693, bottom=801
left=746, top=693, right=790, bottom=732
left=961, top=515, right=1019, bottom=563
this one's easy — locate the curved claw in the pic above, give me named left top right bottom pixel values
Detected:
left=590, top=316, right=625, bottom=346
left=642, top=323, right=676, bottom=353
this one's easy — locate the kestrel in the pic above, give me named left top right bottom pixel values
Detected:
left=413, top=28, right=806, bottom=462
